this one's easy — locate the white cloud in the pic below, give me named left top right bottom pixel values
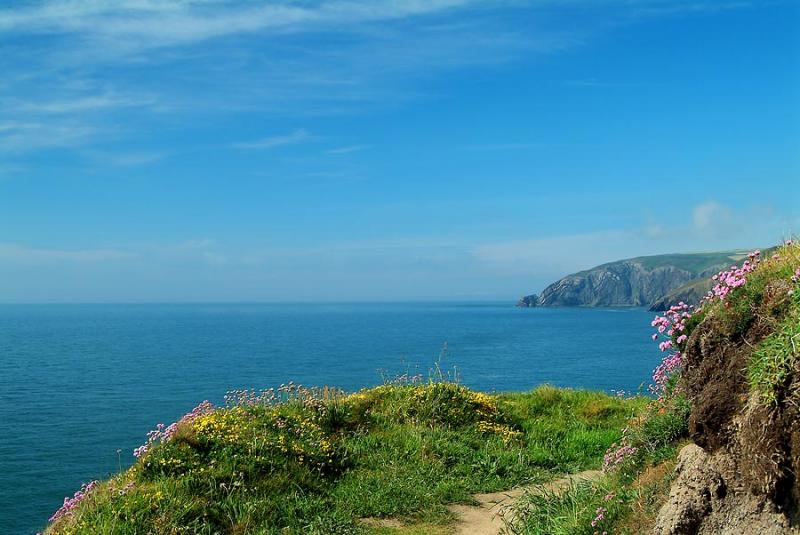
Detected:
left=13, top=94, right=154, bottom=114
left=0, top=243, right=138, bottom=263
left=235, top=129, right=311, bottom=150
left=692, top=200, right=733, bottom=236
left=0, top=121, right=95, bottom=153
left=326, top=144, right=370, bottom=155
left=463, top=142, right=543, bottom=151
left=472, top=202, right=797, bottom=286
left=0, top=1, right=479, bottom=49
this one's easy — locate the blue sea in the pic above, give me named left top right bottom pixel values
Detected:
left=0, top=303, right=659, bottom=534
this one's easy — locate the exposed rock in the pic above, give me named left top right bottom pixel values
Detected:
left=655, top=444, right=798, bottom=534
left=648, top=278, right=714, bottom=311
left=516, top=294, right=538, bottom=307
left=655, top=277, right=799, bottom=534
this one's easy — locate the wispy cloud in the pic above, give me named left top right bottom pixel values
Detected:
left=0, top=0, right=773, bottom=161
left=692, top=200, right=733, bottom=236
left=562, top=79, right=660, bottom=89
left=0, top=1, right=480, bottom=49
left=326, top=144, right=370, bottom=155
left=84, top=149, right=169, bottom=167
left=0, top=243, right=137, bottom=263
left=234, top=129, right=311, bottom=150
left=463, top=142, right=544, bottom=151
left=0, top=121, right=95, bottom=153
left=472, top=201, right=796, bottom=281
left=12, top=93, right=155, bottom=114
left=628, top=1, right=754, bottom=19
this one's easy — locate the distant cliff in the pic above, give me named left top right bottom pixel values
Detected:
left=518, top=251, right=748, bottom=310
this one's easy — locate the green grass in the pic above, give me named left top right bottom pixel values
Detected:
left=632, top=251, right=747, bottom=274
left=507, top=390, right=688, bottom=535
left=45, top=383, right=644, bottom=535
left=748, top=285, right=800, bottom=406
left=706, top=245, right=795, bottom=338
left=508, top=240, right=799, bottom=534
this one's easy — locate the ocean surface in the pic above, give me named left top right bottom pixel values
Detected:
left=0, top=303, right=660, bottom=534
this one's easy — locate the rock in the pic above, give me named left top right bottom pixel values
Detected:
left=648, top=278, right=714, bottom=311
left=654, top=444, right=723, bottom=535
left=655, top=444, right=799, bottom=534
left=516, top=294, right=538, bottom=307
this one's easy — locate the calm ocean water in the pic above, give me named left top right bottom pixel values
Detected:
left=0, top=303, right=659, bottom=534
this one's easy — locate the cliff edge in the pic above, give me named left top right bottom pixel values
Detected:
left=654, top=243, right=800, bottom=533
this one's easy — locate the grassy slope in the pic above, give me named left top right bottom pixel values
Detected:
left=570, top=251, right=746, bottom=279
left=509, top=241, right=799, bottom=534
left=631, top=251, right=746, bottom=274
left=44, top=383, right=645, bottom=535
left=46, top=245, right=797, bottom=534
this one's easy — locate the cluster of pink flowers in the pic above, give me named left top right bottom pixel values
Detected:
left=591, top=506, right=607, bottom=528
left=116, top=481, right=135, bottom=496
left=792, top=267, right=800, bottom=284
left=707, top=250, right=760, bottom=301
left=49, top=480, right=99, bottom=522
left=648, top=251, right=764, bottom=396
left=651, top=352, right=682, bottom=396
left=651, top=301, right=693, bottom=348
left=603, top=441, right=637, bottom=472
left=649, top=301, right=694, bottom=396
left=133, top=400, right=214, bottom=458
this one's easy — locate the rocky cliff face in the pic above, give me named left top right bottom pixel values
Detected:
left=536, top=262, right=696, bottom=307
left=647, top=278, right=714, bottom=312
left=518, top=252, right=744, bottom=309
left=654, top=274, right=800, bottom=533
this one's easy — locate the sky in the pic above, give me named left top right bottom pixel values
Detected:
left=0, top=0, right=798, bottom=303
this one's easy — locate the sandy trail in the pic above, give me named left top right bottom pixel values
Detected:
left=448, top=469, right=602, bottom=535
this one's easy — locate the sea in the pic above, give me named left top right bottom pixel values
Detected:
left=0, top=302, right=660, bottom=534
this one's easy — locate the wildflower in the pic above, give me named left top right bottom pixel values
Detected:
left=603, top=442, right=637, bottom=471
left=134, top=401, right=214, bottom=457
left=591, top=507, right=607, bottom=527
left=49, top=481, right=100, bottom=522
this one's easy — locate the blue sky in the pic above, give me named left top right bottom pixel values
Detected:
left=0, top=0, right=798, bottom=302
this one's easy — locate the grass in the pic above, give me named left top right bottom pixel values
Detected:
left=749, top=301, right=800, bottom=405
left=632, top=251, right=747, bottom=274
left=508, top=240, right=800, bottom=534
left=45, top=242, right=798, bottom=534
left=507, top=391, right=688, bottom=535
left=44, top=382, right=644, bottom=535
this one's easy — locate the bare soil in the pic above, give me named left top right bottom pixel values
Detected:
left=448, top=470, right=602, bottom=535
left=360, top=469, right=601, bottom=534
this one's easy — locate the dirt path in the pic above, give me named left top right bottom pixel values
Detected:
left=448, top=469, right=602, bottom=535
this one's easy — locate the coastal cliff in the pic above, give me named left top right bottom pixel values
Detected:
left=518, top=251, right=748, bottom=310
left=652, top=244, right=800, bottom=533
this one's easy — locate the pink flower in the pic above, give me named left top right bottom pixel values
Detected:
left=134, top=400, right=214, bottom=457
left=49, top=481, right=100, bottom=522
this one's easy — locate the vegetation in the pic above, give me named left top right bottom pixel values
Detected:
left=45, top=241, right=798, bottom=534
left=44, top=382, right=643, bottom=534
left=508, top=240, right=800, bottom=534
left=631, top=251, right=745, bottom=274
